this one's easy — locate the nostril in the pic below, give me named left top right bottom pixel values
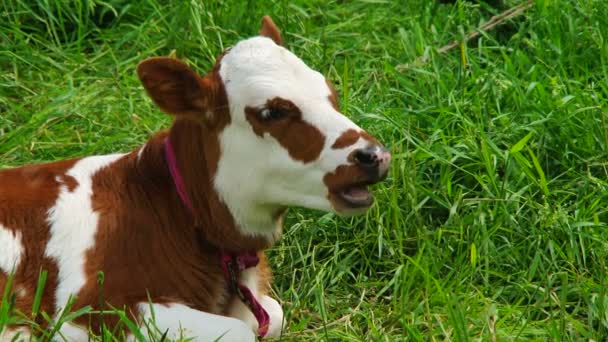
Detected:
left=379, top=148, right=391, bottom=163
left=353, top=149, right=378, bottom=167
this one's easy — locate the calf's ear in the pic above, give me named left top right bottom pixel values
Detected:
left=137, top=57, right=207, bottom=116
left=260, top=16, right=283, bottom=46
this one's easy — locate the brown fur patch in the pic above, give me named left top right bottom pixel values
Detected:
left=245, top=97, right=325, bottom=163
left=256, top=252, right=272, bottom=295
left=73, top=140, right=230, bottom=332
left=332, top=128, right=380, bottom=150
left=58, top=174, right=79, bottom=192
left=0, top=159, right=79, bottom=328
left=360, top=130, right=379, bottom=146
left=332, top=129, right=360, bottom=149
left=72, top=128, right=273, bottom=332
left=326, top=79, right=339, bottom=111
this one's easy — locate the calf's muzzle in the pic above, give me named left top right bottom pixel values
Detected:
left=350, top=145, right=391, bottom=182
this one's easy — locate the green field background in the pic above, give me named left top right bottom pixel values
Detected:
left=1, top=0, right=608, bottom=340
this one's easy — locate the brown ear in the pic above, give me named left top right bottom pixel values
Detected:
left=260, top=16, right=283, bottom=46
left=137, top=57, right=206, bottom=116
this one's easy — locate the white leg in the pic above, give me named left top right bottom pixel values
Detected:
left=137, top=303, right=255, bottom=342
left=260, top=295, right=284, bottom=338
left=227, top=297, right=256, bottom=331
left=228, top=294, right=284, bottom=338
left=226, top=267, right=284, bottom=337
left=54, top=322, right=88, bottom=341
left=0, top=327, right=31, bottom=342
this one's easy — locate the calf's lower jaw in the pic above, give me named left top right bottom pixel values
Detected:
left=327, top=190, right=375, bottom=216
left=338, top=184, right=374, bottom=207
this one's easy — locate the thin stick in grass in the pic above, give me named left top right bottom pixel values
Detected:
left=396, top=0, right=535, bottom=71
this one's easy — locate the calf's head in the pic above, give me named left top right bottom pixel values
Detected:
left=138, top=17, right=390, bottom=235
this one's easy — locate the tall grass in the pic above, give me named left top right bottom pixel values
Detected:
left=1, top=0, right=608, bottom=340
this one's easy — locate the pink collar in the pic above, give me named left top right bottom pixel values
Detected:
left=163, top=138, right=270, bottom=337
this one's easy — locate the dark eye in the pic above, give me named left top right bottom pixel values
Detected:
left=259, top=107, right=286, bottom=121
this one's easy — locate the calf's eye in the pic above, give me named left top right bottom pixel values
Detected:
left=259, top=107, right=286, bottom=121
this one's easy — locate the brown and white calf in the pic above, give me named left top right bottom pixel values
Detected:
left=0, top=17, right=390, bottom=341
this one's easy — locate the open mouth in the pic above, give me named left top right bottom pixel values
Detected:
left=333, top=182, right=374, bottom=208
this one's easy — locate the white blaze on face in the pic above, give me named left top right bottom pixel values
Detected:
left=44, top=153, right=126, bottom=313
left=214, top=37, right=369, bottom=235
left=0, top=224, right=23, bottom=274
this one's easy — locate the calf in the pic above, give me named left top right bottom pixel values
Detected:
left=0, top=17, right=390, bottom=341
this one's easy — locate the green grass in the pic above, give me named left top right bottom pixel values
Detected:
left=1, top=0, right=608, bottom=340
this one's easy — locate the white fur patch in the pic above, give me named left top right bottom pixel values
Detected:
left=136, top=302, right=255, bottom=341
left=16, top=285, right=27, bottom=298
left=0, top=326, right=30, bottom=341
left=44, top=153, right=126, bottom=313
left=55, top=322, right=89, bottom=342
left=137, top=143, right=147, bottom=161
left=0, top=224, right=23, bottom=274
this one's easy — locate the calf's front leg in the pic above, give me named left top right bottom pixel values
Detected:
left=136, top=302, right=255, bottom=341
left=228, top=294, right=284, bottom=338
left=227, top=267, right=284, bottom=338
